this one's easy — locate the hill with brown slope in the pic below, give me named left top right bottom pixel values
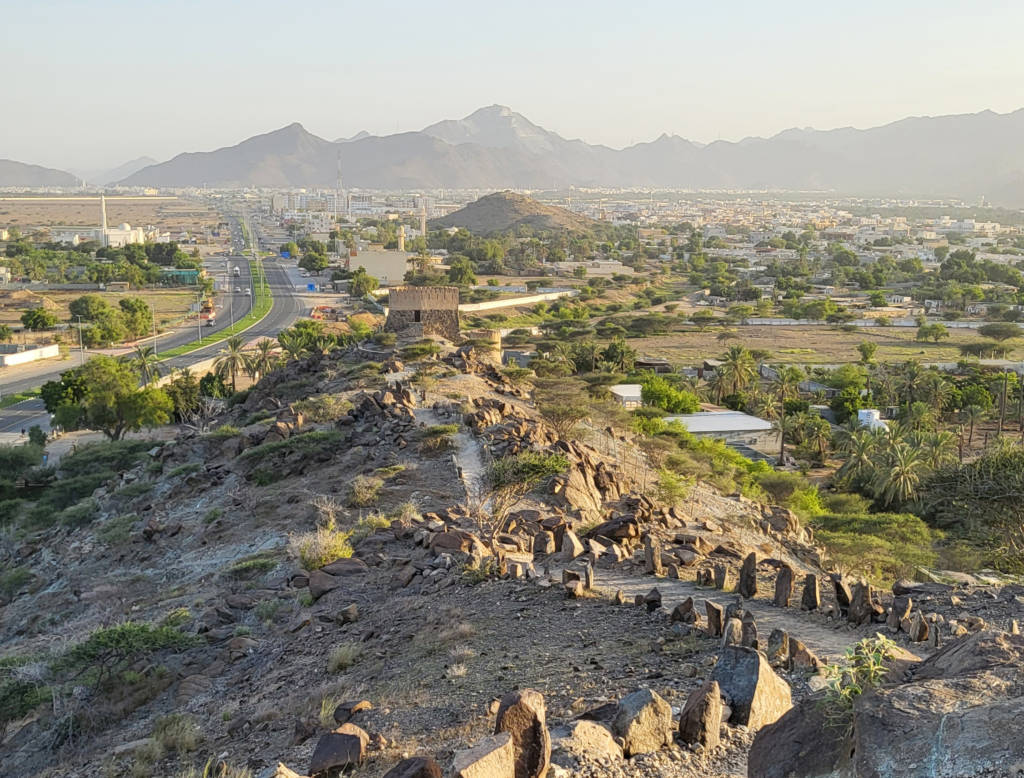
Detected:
left=430, top=191, right=598, bottom=235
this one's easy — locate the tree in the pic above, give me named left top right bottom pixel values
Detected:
left=299, top=251, right=328, bottom=276
left=53, top=355, right=172, bottom=439
left=446, top=256, right=477, bottom=285
left=163, top=368, right=200, bottom=420
left=718, top=345, right=757, bottom=396
left=349, top=266, right=378, bottom=297
left=129, top=345, right=162, bottom=386
left=915, top=323, right=948, bottom=342
left=873, top=442, right=925, bottom=508
left=119, top=297, right=152, bottom=338
left=857, top=341, right=877, bottom=364
left=213, top=336, right=247, bottom=392
left=641, top=375, right=700, bottom=414
left=0, top=324, right=12, bottom=343
left=977, top=322, right=1022, bottom=342
left=68, top=294, right=110, bottom=321
left=280, top=241, right=300, bottom=257
left=21, top=308, right=58, bottom=330
left=245, top=339, right=277, bottom=382
left=961, top=404, right=986, bottom=446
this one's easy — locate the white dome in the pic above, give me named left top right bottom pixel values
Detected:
left=119, top=222, right=131, bottom=230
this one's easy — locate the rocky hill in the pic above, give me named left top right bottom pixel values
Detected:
left=0, top=159, right=77, bottom=187
left=1, top=343, right=1022, bottom=778
left=430, top=192, right=599, bottom=235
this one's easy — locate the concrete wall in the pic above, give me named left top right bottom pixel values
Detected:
left=0, top=343, right=60, bottom=367
left=459, top=289, right=578, bottom=312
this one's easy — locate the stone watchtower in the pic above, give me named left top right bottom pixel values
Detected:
left=384, top=285, right=460, bottom=341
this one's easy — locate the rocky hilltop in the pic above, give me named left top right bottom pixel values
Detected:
left=1, top=342, right=1022, bottom=778
left=430, top=192, right=598, bottom=235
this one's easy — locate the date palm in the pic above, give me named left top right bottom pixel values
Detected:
left=961, top=404, right=985, bottom=446
left=920, top=430, right=958, bottom=470
left=213, top=335, right=246, bottom=392
left=718, top=345, right=757, bottom=396
left=834, top=426, right=880, bottom=486
left=130, top=344, right=162, bottom=386
left=873, top=441, right=926, bottom=507
left=278, top=329, right=310, bottom=361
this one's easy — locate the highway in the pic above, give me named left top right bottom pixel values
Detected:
left=0, top=216, right=305, bottom=436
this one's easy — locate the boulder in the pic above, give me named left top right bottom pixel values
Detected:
left=738, top=552, right=758, bottom=598
left=741, top=612, right=758, bottom=649
left=713, top=563, right=728, bottom=590
left=453, top=731, right=515, bottom=778
left=552, top=720, right=622, bottom=762
left=643, top=535, right=663, bottom=576
left=321, top=557, right=369, bottom=576
left=711, top=645, right=792, bottom=730
left=643, top=587, right=662, bottom=613
left=705, top=601, right=724, bottom=638
left=382, top=757, right=443, bottom=778
left=494, top=689, right=550, bottom=778
left=670, top=597, right=696, bottom=624
left=333, top=699, right=372, bottom=725
left=532, top=532, right=556, bottom=556
left=308, top=570, right=340, bottom=601
left=309, top=731, right=366, bottom=776
left=773, top=565, right=794, bottom=608
left=800, top=574, right=820, bottom=611
left=848, top=581, right=885, bottom=626
left=560, top=530, right=584, bottom=561
left=722, top=617, right=743, bottom=648
left=908, top=611, right=930, bottom=642
left=831, top=573, right=852, bottom=616
left=678, top=679, right=723, bottom=749
left=612, top=688, right=674, bottom=756
left=766, top=629, right=790, bottom=667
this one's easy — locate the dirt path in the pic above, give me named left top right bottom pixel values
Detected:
left=553, top=563, right=868, bottom=661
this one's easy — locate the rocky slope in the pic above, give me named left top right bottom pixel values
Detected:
left=1, top=345, right=1022, bottom=778
left=429, top=192, right=598, bottom=235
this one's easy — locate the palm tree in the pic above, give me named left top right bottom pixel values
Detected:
left=705, top=370, right=727, bottom=404
left=901, top=400, right=934, bottom=432
left=961, top=404, right=985, bottom=446
left=246, top=338, right=276, bottom=382
left=920, top=430, right=958, bottom=470
left=834, top=426, right=880, bottom=486
left=990, top=372, right=1014, bottom=436
left=896, top=361, right=926, bottom=407
left=278, top=329, right=310, bottom=361
left=873, top=441, right=925, bottom=507
left=770, top=366, right=803, bottom=404
left=805, top=415, right=832, bottom=465
left=718, top=345, right=757, bottom=396
left=130, top=345, right=163, bottom=386
left=214, top=335, right=247, bottom=392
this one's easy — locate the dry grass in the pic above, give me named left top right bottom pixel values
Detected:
left=445, top=663, right=468, bottom=679
left=438, top=621, right=477, bottom=643
left=448, top=645, right=476, bottom=662
left=349, top=475, right=384, bottom=507
left=288, top=523, right=353, bottom=570
left=327, top=641, right=362, bottom=673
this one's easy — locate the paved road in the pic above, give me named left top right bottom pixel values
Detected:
left=0, top=251, right=304, bottom=436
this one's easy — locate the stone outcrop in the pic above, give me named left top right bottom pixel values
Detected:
left=711, top=645, right=792, bottom=730
left=612, top=688, right=674, bottom=756
left=494, top=689, right=550, bottom=778
left=738, top=552, right=758, bottom=598
left=453, top=731, right=515, bottom=778
left=678, top=679, right=723, bottom=749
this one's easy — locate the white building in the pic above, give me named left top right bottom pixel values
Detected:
left=857, top=409, right=888, bottom=431
left=609, top=384, right=643, bottom=409
left=664, top=410, right=778, bottom=451
left=50, top=196, right=147, bottom=248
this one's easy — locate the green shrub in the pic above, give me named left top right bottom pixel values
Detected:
left=160, top=607, right=191, bottom=628
left=821, top=634, right=898, bottom=733
left=399, top=340, right=440, bottom=361
left=292, top=394, right=353, bottom=422
left=0, top=678, right=51, bottom=728
left=203, top=508, right=223, bottom=523
left=168, top=462, right=202, bottom=478
left=822, top=492, right=873, bottom=514
left=238, top=430, right=342, bottom=465
left=56, top=622, right=197, bottom=688
left=423, top=424, right=459, bottom=437
left=152, top=712, right=202, bottom=753
left=225, top=554, right=278, bottom=578
left=289, top=523, right=353, bottom=570
left=0, top=567, right=33, bottom=600
left=116, top=481, right=153, bottom=498
left=351, top=513, right=393, bottom=543
left=59, top=440, right=152, bottom=479
left=205, top=425, right=240, bottom=439
left=28, top=471, right=116, bottom=522
left=59, top=498, right=99, bottom=528
left=349, top=474, right=383, bottom=507
left=327, top=642, right=362, bottom=673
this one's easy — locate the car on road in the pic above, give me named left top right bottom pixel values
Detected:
left=234, top=286, right=241, bottom=293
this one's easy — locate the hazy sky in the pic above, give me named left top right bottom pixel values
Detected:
left=7, top=0, right=1024, bottom=171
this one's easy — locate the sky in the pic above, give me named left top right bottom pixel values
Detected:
left=6, top=0, right=1024, bottom=172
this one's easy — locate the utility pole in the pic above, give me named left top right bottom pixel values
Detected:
left=197, top=292, right=202, bottom=342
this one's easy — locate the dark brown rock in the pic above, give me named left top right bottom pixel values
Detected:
left=643, top=587, right=662, bottom=613
left=800, top=574, right=820, bottom=611
left=738, top=552, right=758, bottom=598
left=773, top=565, right=794, bottom=608
left=382, top=756, right=443, bottom=778
left=670, top=597, right=696, bottom=624
left=711, top=645, right=792, bottom=729
left=494, top=689, right=550, bottom=778
left=706, top=601, right=724, bottom=637
left=678, top=680, right=723, bottom=749
left=308, top=570, right=340, bottom=601
left=309, top=731, right=365, bottom=775
left=333, top=699, right=372, bottom=725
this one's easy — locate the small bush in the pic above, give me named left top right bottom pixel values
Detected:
left=153, top=712, right=202, bottom=753
left=0, top=678, right=52, bottom=728
left=292, top=394, right=353, bottom=422
left=168, top=462, right=202, bottom=478
left=420, top=434, right=454, bottom=454
left=821, top=634, right=897, bottom=733
left=116, top=481, right=153, bottom=498
left=57, top=622, right=198, bottom=688
left=238, top=430, right=343, bottom=465
left=205, top=425, right=240, bottom=439
left=0, top=567, right=33, bottom=600
left=289, top=523, right=353, bottom=570
left=399, top=339, right=440, bottom=361
left=423, top=424, right=458, bottom=437
left=327, top=642, right=362, bottom=673
left=351, top=513, right=392, bottom=543
left=349, top=475, right=383, bottom=507
left=255, top=600, right=281, bottom=623
left=821, top=492, right=872, bottom=514
left=59, top=440, right=152, bottom=479
left=97, top=513, right=138, bottom=545
left=203, top=508, right=223, bottom=524
left=160, top=608, right=191, bottom=628
left=225, top=554, right=278, bottom=578
left=59, top=498, right=99, bottom=528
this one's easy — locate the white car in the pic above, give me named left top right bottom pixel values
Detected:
left=234, top=286, right=241, bottom=294
left=245, top=288, right=251, bottom=295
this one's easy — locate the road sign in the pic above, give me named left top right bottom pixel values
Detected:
left=307, top=283, right=316, bottom=292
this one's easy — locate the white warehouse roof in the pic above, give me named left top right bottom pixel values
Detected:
left=664, top=410, right=773, bottom=434
left=610, top=384, right=643, bottom=399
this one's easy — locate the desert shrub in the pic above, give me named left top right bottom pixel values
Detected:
left=160, top=608, right=191, bottom=628
left=116, top=481, right=153, bottom=498
left=227, top=389, right=250, bottom=407
left=152, top=712, right=202, bottom=753
left=240, top=410, right=275, bottom=426
left=822, top=492, right=873, bottom=514
left=327, top=642, right=362, bottom=673
left=26, top=471, right=116, bottom=525
left=174, top=759, right=252, bottom=778
left=349, top=474, right=383, bottom=507
left=59, top=440, right=152, bottom=479
left=203, top=508, right=223, bottom=523
left=292, top=394, right=353, bottom=422
left=0, top=498, right=25, bottom=526
left=58, top=498, right=99, bottom=528
left=168, top=462, right=201, bottom=478
left=289, top=523, right=353, bottom=570
left=0, top=677, right=52, bottom=729
left=821, top=634, right=897, bottom=733
left=0, top=567, right=33, bottom=600
left=224, top=553, right=278, bottom=578
left=754, top=471, right=813, bottom=504
left=351, top=513, right=392, bottom=543
left=654, top=468, right=693, bottom=506
left=423, top=424, right=458, bottom=437
left=56, top=622, right=197, bottom=689
left=812, top=512, right=938, bottom=583
left=238, top=430, right=342, bottom=465
left=399, top=339, right=440, bottom=361
left=204, top=425, right=239, bottom=439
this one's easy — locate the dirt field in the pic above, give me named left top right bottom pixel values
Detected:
left=0, top=288, right=195, bottom=343
left=631, top=324, right=1009, bottom=365
left=0, top=196, right=222, bottom=233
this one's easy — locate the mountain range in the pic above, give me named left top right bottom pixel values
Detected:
left=6, top=105, right=1024, bottom=204
left=0, top=159, right=79, bottom=188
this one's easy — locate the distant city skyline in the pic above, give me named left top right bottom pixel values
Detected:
left=7, top=0, right=1024, bottom=171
